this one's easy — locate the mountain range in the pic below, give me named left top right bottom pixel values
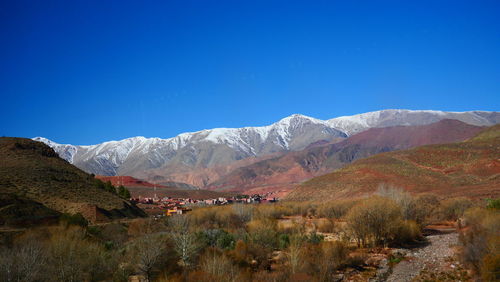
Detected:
left=34, top=109, right=500, bottom=193
left=205, top=119, right=486, bottom=194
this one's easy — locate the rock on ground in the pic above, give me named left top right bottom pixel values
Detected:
left=386, top=232, right=458, bottom=282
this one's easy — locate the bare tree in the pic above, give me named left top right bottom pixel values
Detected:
left=200, top=249, right=240, bottom=282
left=132, top=234, right=167, bottom=281
left=169, top=215, right=199, bottom=268
left=0, top=247, right=17, bottom=282
left=286, top=235, right=304, bottom=275
left=317, top=241, right=348, bottom=282
left=46, top=226, right=113, bottom=282
left=377, top=184, right=416, bottom=220
left=15, top=239, right=47, bottom=282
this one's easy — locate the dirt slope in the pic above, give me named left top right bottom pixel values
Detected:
left=286, top=124, right=500, bottom=201
left=0, top=138, right=145, bottom=223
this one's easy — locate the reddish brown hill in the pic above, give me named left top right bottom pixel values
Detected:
left=286, top=124, right=500, bottom=201
left=338, top=119, right=484, bottom=149
left=95, top=175, right=233, bottom=199
left=95, top=175, right=169, bottom=188
left=206, top=119, right=484, bottom=194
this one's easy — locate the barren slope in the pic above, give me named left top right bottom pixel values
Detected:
left=207, top=120, right=485, bottom=193
left=0, top=138, right=145, bottom=222
left=286, top=124, right=500, bottom=201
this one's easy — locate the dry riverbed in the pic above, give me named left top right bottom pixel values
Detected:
left=386, top=232, right=470, bottom=282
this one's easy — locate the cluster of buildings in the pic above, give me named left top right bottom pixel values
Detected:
left=130, top=192, right=278, bottom=217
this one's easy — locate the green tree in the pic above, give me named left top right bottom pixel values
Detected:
left=104, top=181, right=116, bottom=194
left=117, top=185, right=130, bottom=199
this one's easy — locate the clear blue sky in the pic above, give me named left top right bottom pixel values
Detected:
left=1, top=0, right=499, bottom=144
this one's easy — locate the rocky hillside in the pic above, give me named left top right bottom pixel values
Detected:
left=0, top=138, right=145, bottom=223
left=206, top=119, right=485, bottom=193
left=286, top=124, right=500, bottom=201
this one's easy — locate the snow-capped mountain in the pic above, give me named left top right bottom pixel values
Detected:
left=327, top=109, right=500, bottom=135
left=34, top=109, right=500, bottom=182
left=34, top=114, right=346, bottom=176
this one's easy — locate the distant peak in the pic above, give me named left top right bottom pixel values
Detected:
left=278, top=113, right=324, bottom=124
left=32, top=137, right=59, bottom=145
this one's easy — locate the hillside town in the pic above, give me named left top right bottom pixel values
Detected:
left=131, top=192, right=279, bottom=217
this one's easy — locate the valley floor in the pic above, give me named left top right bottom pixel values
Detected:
left=387, top=232, right=467, bottom=281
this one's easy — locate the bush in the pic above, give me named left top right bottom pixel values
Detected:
left=346, top=197, right=402, bottom=247
left=198, top=229, right=235, bottom=250
left=486, top=198, right=500, bottom=210
left=414, top=193, right=440, bottom=225
left=377, top=184, right=416, bottom=221
left=306, top=232, right=324, bottom=244
left=481, top=253, right=500, bottom=282
left=60, top=213, right=88, bottom=227
left=300, top=241, right=348, bottom=281
left=392, top=220, right=421, bottom=245
left=253, top=204, right=290, bottom=220
left=441, top=197, right=473, bottom=220
left=198, top=248, right=241, bottom=282
left=278, top=233, right=290, bottom=249
left=316, top=218, right=335, bottom=233
left=317, top=199, right=357, bottom=219
left=46, top=226, right=115, bottom=281
left=247, top=219, right=278, bottom=250
left=460, top=207, right=500, bottom=279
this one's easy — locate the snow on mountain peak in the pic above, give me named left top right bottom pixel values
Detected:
left=32, top=109, right=499, bottom=177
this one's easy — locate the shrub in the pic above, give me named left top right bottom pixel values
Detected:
left=278, top=233, right=290, bottom=249
left=306, top=232, right=324, bottom=244
left=247, top=219, right=279, bottom=250
left=345, top=197, right=402, bottom=247
left=300, top=241, right=348, bottom=281
left=232, top=204, right=254, bottom=222
left=199, top=229, right=235, bottom=250
left=486, top=198, right=500, bottom=210
left=414, top=193, right=440, bottom=225
left=392, top=220, right=421, bottom=245
left=46, top=226, right=115, bottom=281
left=253, top=204, right=291, bottom=220
left=316, top=218, right=335, bottom=233
left=317, top=199, right=357, bottom=219
left=60, top=212, right=88, bottom=227
left=441, top=197, right=473, bottom=220
left=460, top=207, right=500, bottom=279
left=199, top=248, right=241, bottom=282
left=481, top=253, right=500, bottom=282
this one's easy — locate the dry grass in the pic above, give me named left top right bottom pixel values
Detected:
left=0, top=138, right=145, bottom=222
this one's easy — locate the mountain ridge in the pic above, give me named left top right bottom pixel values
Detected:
left=205, top=119, right=486, bottom=193
left=33, top=109, right=500, bottom=188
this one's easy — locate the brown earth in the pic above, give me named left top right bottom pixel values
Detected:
left=95, top=175, right=234, bottom=199
left=95, top=175, right=170, bottom=188
left=126, top=185, right=236, bottom=200
left=0, top=137, right=145, bottom=223
left=286, top=124, right=500, bottom=201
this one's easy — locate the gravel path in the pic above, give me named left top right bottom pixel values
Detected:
left=386, top=232, right=458, bottom=282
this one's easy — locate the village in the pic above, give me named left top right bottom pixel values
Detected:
left=130, top=192, right=279, bottom=217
